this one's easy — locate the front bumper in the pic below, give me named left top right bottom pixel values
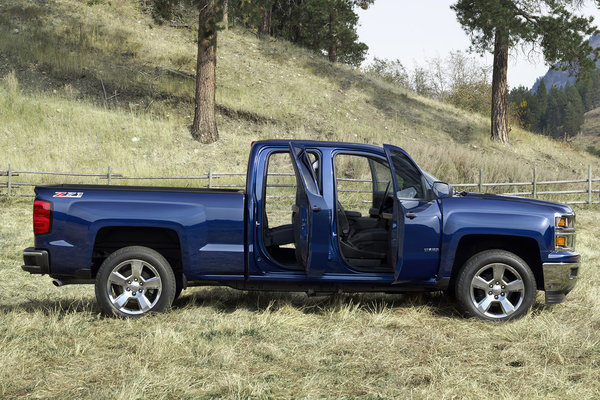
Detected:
left=543, top=262, right=579, bottom=304
left=22, top=247, right=49, bottom=275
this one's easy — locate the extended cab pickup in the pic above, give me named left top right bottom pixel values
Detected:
left=22, top=140, right=580, bottom=320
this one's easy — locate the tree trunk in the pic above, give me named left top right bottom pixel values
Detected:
left=328, top=42, right=337, bottom=63
left=223, top=0, right=228, bottom=30
left=259, top=7, right=272, bottom=36
left=328, top=7, right=337, bottom=63
left=293, top=0, right=306, bottom=43
left=490, top=28, right=509, bottom=143
left=191, top=0, right=218, bottom=144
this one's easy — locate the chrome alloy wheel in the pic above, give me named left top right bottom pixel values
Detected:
left=469, top=262, right=525, bottom=319
left=105, top=259, right=163, bottom=316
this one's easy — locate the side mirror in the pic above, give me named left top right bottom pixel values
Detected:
left=432, top=182, right=453, bottom=198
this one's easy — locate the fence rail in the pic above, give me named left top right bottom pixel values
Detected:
left=1, top=164, right=599, bottom=205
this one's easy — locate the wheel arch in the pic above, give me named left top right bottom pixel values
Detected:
left=92, top=227, right=183, bottom=279
left=449, top=234, right=544, bottom=290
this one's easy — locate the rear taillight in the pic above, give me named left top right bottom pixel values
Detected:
left=33, top=200, right=52, bottom=235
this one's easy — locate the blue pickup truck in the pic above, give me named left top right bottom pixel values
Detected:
left=22, top=140, right=579, bottom=320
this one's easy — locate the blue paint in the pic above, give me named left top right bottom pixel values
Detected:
left=27, top=140, right=579, bottom=299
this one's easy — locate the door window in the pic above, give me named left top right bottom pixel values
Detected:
left=388, top=150, right=425, bottom=199
left=335, top=154, right=374, bottom=215
left=264, top=152, right=296, bottom=229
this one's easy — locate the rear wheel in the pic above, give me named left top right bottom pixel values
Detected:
left=455, top=250, right=536, bottom=321
left=174, top=273, right=184, bottom=301
left=95, top=246, right=176, bottom=317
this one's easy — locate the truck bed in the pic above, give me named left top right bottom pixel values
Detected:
left=33, top=184, right=247, bottom=279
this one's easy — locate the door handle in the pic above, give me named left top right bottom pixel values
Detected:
left=406, top=212, right=417, bottom=219
left=312, top=206, right=322, bottom=212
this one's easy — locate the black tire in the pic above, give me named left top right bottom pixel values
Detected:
left=95, top=246, right=176, bottom=318
left=174, top=273, right=184, bottom=301
left=455, top=249, right=536, bottom=321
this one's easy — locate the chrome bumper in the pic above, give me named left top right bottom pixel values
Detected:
left=543, top=262, right=579, bottom=304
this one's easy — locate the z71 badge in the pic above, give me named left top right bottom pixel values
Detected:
left=53, top=192, right=84, bottom=198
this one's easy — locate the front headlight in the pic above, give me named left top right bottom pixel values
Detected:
left=555, top=214, right=576, bottom=251
left=555, top=216, right=575, bottom=229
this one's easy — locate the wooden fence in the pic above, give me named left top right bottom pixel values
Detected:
left=1, top=164, right=599, bottom=205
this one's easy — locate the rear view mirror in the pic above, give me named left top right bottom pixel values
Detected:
left=432, top=182, right=453, bottom=198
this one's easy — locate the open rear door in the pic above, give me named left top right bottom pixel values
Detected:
left=383, top=144, right=406, bottom=282
left=289, top=143, right=329, bottom=278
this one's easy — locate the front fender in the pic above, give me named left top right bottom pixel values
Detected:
left=439, top=211, right=552, bottom=277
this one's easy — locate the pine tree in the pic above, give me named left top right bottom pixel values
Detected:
left=577, top=75, right=594, bottom=111
left=526, top=94, right=542, bottom=130
left=546, top=87, right=569, bottom=137
left=508, top=86, right=531, bottom=128
left=564, top=85, right=585, bottom=137
left=535, top=79, right=548, bottom=131
left=296, top=0, right=372, bottom=66
left=258, top=0, right=275, bottom=36
left=591, top=70, right=600, bottom=109
left=452, top=1, right=598, bottom=143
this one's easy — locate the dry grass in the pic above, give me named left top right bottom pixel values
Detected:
left=1, top=198, right=600, bottom=399
left=1, top=1, right=600, bottom=396
left=575, top=107, right=600, bottom=156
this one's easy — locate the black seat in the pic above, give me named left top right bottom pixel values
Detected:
left=336, top=202, right=389, bottom=261
left=263, top=212, right=295, bottom=247
left=264, top=224, right=294, bottom=247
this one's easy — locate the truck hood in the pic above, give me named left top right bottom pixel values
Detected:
left=458, top=192, right=573, bottom=215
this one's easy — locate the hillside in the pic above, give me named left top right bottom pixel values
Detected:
left=3, top=1, right=600, bottom=399
left=573, top=107, right=600, bottom=154
left=1, top=0, right=599, bottom=190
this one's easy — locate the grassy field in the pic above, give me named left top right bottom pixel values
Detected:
left=1, top=198, right=600, bottom=399
left=1, top=0, right=600, bottom=398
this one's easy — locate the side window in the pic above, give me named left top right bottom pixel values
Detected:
left=263, top=150, right=320, bottom=228
left=292, top=148, right=320, bottom=195
left=370, top=158, right=393, bottom=191
left=335, top=154, right=391, bottom=215
left=264, top=152, right=296, bottom=228
left=307, top=152, right=321, bottom=190
left=370, top=158, right=393, bottom=206
left=389, top=150, right=425, bottom=199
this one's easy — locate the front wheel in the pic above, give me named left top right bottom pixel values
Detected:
left=95, top=246, right=176, bottom=317
left=455, top=250, right=537, bottom=321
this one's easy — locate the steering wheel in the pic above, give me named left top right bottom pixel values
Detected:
left=378, top=181, right=392, bottom=216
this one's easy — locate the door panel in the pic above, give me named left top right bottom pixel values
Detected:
left=399, top=199, right=442, bottom=281
left=384, top=144, right=443, bottom=282
left=288, top=143, right=329, bottom=277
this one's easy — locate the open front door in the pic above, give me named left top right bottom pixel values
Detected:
left=289, top=143, right=329, bottom=277
left=383, top=145, right=407, bottom=282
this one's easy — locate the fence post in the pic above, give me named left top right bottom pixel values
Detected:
left=588, top=164, right=592, bottom=205
left=533, top=167, right=537, bottom=199
left=107, top=166, right=112, bottom=185
left=208, top=168, right=213, bottom=188
left=7, top=164, right=12, bottom=196
left=478, top=168, right=483, bottom=193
